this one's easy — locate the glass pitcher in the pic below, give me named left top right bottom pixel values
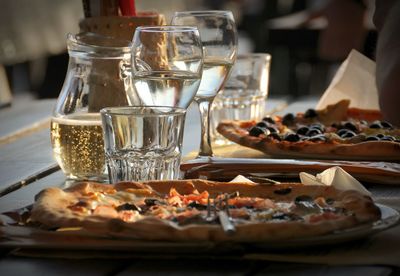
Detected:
left=51, top=33, right=134, bottom=182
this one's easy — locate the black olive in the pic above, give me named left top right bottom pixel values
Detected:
left=322, top=206, right=338, bottom=213
left=262, top=116, right=276, bottom=124
left=284, top=133, right=300, bottom=142
left=274, top=187, right=292, bottom=195
left=341, top=130, right=356, bottom=138
left=308, top=134, right=327, bottom=142
left=282, top=113, right=295, bottom=126
left=267, top=126, right=278, bottom=133
left=75, top=200, right=88, bottom=207
left=116, top=203, right=141, bottom=212
left=296, top=126, right=309, bottom=135
left=309, top=123, right=325, bottom=132
left=395, top=140, right=400, bottom=143
left=299, top=135, right=309, bottom=141
left=343, top=121, right=357, bottom=132
left=249, top=126, right=265, bottom=137
left=144, top=198, right=162, bottom=206
left=295, top=195, right=313, bottom=203
left=268, top=133, right=281, bottom=141
left=306, top=128, right=322, bottom=137
left=271, top=212, right=290, bottom=220
left=325, top=198, right=335, bottom=205
left=381, top=136, right=395, bottom=141
left=369, top=121, right=382, bottom=129
left=304, top=108, right=318, bottom=118
left=365, top=135, right=380, bottom=141
left=271, top=212, right=302, bottom=221
left=187, top=201, right=207, bottom=210
left=380, top=121, right=393, bottom=129
left=336, top=129, right=348, bottom=136
left=256, top=121, right=268, bottom=128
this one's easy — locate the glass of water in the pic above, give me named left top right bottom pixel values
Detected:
left=101, top=106, right=186, bottom=183
left=130, top=26, right=203, bottom=109
left=211, top=53, right=271, bottom=145
left=172, top=11, right=238, bottom=157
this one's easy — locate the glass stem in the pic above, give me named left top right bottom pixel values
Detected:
left=196, top=97, right=214, bottom=157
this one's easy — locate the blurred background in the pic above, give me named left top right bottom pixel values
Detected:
left=0, top=0, right=376, bottom=105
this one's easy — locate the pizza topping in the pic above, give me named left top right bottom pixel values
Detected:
left=365, top=135, right=380, bottom=141
left=282, top=113, right=295, bottom=126
left=308, top=134, right=328, bottom=142
left=144, top=198, right=164, bottom=206
left=268, top=132, right=282, bottom=141
left=262, top=116, right=276, bottom=124
left=369, top=120, right=393, bottom=129
left=296, top=126, right=309, bottom=135
left=284, top=133, right=300, bottom=142
left=369, top=121, right=383, bottom=129
left=304, top=108, right=318, bottom=119
left=249, top=126, right=266, bottom=137
left=380, top=121, right=393, bottom=129
left=187, top=201, right=208, bottom=210
left=339, top=129, right=357, bottom=139
left=342, top=121, right=358, bottom=132
left=116, top=203, right=141, bottom=212
left=256, top=121, right=268, bottom=128
left=306, top=128, right=322, bottom=137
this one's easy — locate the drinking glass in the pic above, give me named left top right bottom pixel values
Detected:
left=172, top=11, right=238, bottom=157
left=130, top=26, right=203, bottom=109
left=211, top=53, right=271, bottom=145
left=101, top=106, right=186, bottom=183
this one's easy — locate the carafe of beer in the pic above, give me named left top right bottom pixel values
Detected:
left=51, top=32, right=134, bottom=181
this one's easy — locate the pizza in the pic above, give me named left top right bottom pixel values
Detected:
left=217, top=100, right=400, bottom=160
left=30, top=179, right=381, bottom=242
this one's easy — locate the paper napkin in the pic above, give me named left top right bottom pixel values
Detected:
left=299, top=166, right=371, bottom=196
left=230, top=175, right=255, bottom=183
left=316, top=49, right=379, bottom=110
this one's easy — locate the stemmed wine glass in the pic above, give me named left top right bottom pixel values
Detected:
left=172, top=11, right=238, bottom=157
left=129, top=26, right=203, bottom=109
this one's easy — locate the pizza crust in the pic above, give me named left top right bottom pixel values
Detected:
left=30, top=180, right=381, bottom=242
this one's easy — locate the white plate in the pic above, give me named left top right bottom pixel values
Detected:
left=247, top=204, right=400, bottom=249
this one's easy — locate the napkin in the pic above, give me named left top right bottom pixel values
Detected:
left=299, top=166, right=371, bottom=196
left=316, top=50, right=379, bottom=110
left=230, top=175, right=255, bottom=183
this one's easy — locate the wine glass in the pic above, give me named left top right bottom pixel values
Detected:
left=130, top=26, right=203, bottom=109
left=171, top=11, right=238, bottom=157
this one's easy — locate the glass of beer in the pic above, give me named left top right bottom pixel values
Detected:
left=51, top=33, right=133, bottom=181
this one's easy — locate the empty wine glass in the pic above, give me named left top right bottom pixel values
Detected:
left=172, top=11, right=238, bottom=157
left=130, top=26, right=203, bottom=109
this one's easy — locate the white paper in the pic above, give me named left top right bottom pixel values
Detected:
left=316, top=50, right=379, bottom=110
left=300, top=166, right=371, bottom=196
left=230, top=175, right=254, bottom=183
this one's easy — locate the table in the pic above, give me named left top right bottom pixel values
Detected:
left=0, top=98, right=399, bottom=275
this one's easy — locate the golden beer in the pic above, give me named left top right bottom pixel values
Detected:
left=50, top=114, right=106, bottom=180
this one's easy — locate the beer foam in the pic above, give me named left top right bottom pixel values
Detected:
left=51, top=114, right=102, bottom=126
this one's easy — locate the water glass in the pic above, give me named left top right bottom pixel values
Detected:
left=211, top=53, right=271, bottom=145
left=101, top=106, right=185, bottom=183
